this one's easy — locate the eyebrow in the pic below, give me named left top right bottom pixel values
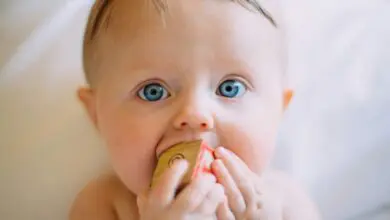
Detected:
left=241, top=0, right=276, bottom=26
left=89, top=0, right=276, bottom=41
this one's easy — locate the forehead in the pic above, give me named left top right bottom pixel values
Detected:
left=86, top=0, right=282, bottom=79
left=87, top=0, right=276, bottom=40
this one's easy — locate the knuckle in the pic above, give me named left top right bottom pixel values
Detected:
left=187, top=183, right=205, bottom=199
left=177, top=196, right=198, bottom=211
left=225, top=210, right=236, bottom=220
left=245, top=206, right=263, bottom=220
left=195, top=184, right=211, bottom=198
left=223, top=214, right=235, bottom=220
left=186, top=194, right=199, bottom=207
left=237, top=180, right=253, bottom=192
left=231, top=191, right=243, bottom=204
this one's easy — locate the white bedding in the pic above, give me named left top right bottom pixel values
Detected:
left=277, top=1, right=390, bottom=219
left=1, top=0, right=389, bottom=219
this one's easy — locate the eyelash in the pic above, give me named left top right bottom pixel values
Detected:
left=217, top=75, right=252, bottom=90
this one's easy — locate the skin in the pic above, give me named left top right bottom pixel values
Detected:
left=70, top=0, right=320, bottom=219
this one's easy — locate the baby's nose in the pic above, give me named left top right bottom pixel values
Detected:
left=173, top=109, right=214, bottom=131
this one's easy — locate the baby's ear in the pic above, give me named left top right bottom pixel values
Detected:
left=77, top=87, right=99, bottom=129
left=283, top=89, right=293, bottom=110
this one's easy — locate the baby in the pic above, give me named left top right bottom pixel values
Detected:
left=70, top=0, right=321, bottom=219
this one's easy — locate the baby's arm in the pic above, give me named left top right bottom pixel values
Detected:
left=69, top=174, right=138, bottom=220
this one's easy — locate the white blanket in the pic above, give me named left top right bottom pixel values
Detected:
left=1, top=0, right=389, bottom=219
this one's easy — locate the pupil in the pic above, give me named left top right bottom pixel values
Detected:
left=218, top=80, right=244, bottom=98
left=150, top=89, right=157, bottom=95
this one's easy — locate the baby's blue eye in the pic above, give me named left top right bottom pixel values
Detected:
left=217, top=79, right=246, bottom=98
left=138, top=83, right=170, bottom=102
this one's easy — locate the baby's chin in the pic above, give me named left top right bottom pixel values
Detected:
left=121, top=177, right=151, bottom=196
left=112, top=166, right=153, bottom=196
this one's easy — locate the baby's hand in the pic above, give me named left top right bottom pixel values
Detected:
left=213, top=147, right=266, bottom=220
left=137, top=160, right=225, bottom=220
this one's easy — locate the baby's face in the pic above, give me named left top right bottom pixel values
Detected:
left=80, top=0, right=289, bottom=194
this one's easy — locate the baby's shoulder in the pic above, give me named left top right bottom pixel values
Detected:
left=262, top=170, right=321, bottom=220
left=69, top=173, right=138, bottom=220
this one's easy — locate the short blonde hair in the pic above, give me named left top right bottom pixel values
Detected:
left=83, top=0, right=277, bottom=85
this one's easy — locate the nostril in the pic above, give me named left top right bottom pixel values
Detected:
left=200, top=123, right=208, bottom=129
left=180, top=122, right=187, bottom=127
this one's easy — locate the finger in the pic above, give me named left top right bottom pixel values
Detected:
left=173, top=173, right=216, bottom=212
left=214, top=147, right=251, bottom=176
left=194, top=183, right=225, bottom=215
left=214, top=147, right=257, bottom=206
left=216, top=199, right=235, bottom=220
left=212, top=159, right=246, bottom=216
left=150, top=159, right=189, bottom=207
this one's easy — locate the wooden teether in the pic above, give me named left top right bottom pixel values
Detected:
left=151, top=140, right=215, bottom=189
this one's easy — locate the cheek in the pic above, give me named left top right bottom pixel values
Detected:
left=96, top=106, right=164, bottom=194
left=219, top=123, right=277, bottom=174
left=217, top=97, right=282, bottom=174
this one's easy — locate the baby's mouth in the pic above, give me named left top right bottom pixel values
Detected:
left=155, top=133, right=219, bottom=158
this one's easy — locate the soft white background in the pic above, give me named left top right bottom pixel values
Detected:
left=0, top=0, right=389, bottom=219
